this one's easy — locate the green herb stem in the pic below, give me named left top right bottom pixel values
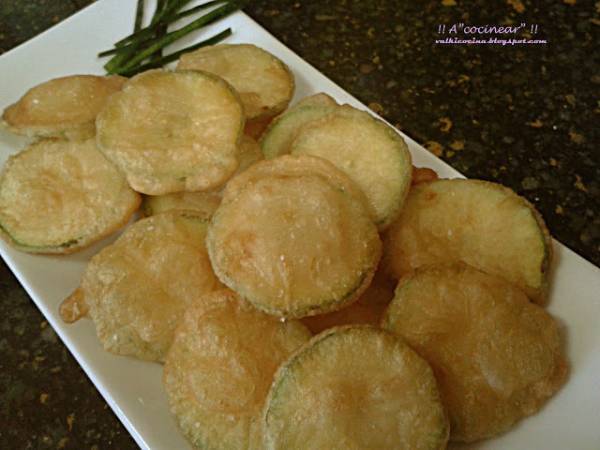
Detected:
left=117, top=1, right=240, bottom=73
left=119, top=28, right=232, bottom=77
left=111, top=0, right=222, bottom=49
left=134, top=0, right=145, bottom=32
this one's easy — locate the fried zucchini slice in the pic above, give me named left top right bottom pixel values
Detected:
left=96, top=69, right=244, bottom=195
left=260, top=104, right=337, bottom=159
left=142, top=136, right=263, bottom=217
left=290, top=105, right=412, bottom=229
left=222, top=155, right=370, bottom=217
left=291, top=92, right=337, bottom=109
left=164, top=289, right=311, bottom=450
left=383, top=179, right=552, bottom=302
left=0, top=138, right=140, bottom=254
left=301, top=266, right=395, bottom=334
left=207, top=160, right=381, bottom=318
left=382, top=264, right=567, bottom=442
left=62, top=211, right=221, bottom=362
left=2, top=74, right=125, bottom=140
left=263, top=325, right=449, bottom=450
left=177, top=44, right=294, bottom=120
left=260, top=93, right=338, bottom=159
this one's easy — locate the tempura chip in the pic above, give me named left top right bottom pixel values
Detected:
left=382, top=264, right=567, bottom=442
left=222, top=155, right=370, bottom=216
left=2, top=74, right=125, bottom=140
left=96, top=69, right=244, bottom=195
left=142, top=135, right=263, bottom=217
left=61, top=211, right=221, bottom=362
left=383, top=179, right=552, bottom=302
left=0, top=138, right=140, bottom=253
left=263, top=325, right=449, bottom=449
left=164, top=289, right=310, bottom=449
left=207, top=157, right=381, bottom=318
left=260, top=93, right=338, bottom=159
left=177, top=44, right=294, bottom=120
left=290, top=105, right=412, bottom=229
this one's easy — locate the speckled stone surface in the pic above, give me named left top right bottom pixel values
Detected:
left=0, top=0, right=598, bottom=448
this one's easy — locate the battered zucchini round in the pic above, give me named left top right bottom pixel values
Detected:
left=163, top=289, right=311, bottom=450
left=383, top=179, right=552, bottom=302
left=222, top=155, right=371, bottom=217
left=382, top=264, right=567, bottom=442
left=141, top=135, right=263, bottom=217
left=177, top=44, right=294, bottom=120
left=291, top=92, right=337, bottom=109
left=263, top=325, right=449, bottom=450
left=260, top=104, right=337, bottom=159
left=2, top=74, right=126, bottom=140
left=96, top=69, right=244, bottom=195
left=207, top=160, right=381, bottom=318
left=290, top=105, right=412, bottom=229
left=260, top=93, right=339, bottom=159
left=0, top=138, right=140, bottom=254
left=63, top=212, right=222, bottom=362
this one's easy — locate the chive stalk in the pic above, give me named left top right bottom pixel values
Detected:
left=134, top=0, right=145, bottom=32
left=110, top=0, right=221, bottom=49
left=117, top=1, right=241, bottom=73
left=120, top=28, right=232, bottom=77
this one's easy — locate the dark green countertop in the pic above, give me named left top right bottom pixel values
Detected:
left=0, top=0, right=598, bottom=448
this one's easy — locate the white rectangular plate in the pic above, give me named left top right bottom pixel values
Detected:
left=1, top=1, right=599, bottom=449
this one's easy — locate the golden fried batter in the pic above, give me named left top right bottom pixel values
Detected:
left=222, top=155, right=371, bottom=219
left=96, top=69, right=244, bottom=195
left=163, top=289, right=310, bottom=449
left=383, top=179, right=552, bottom=303
left=264, top=326, right=449, bottom=450
left=290, top=105, right=412, bottom=229
left=0, top=138, right=140, bottom=253
left=382, top=264, right=567, bottom=442
left=207, top=160, right=381, bottom=318
left=62, top=212, right=221, bottom=362
left=177, top=44, right=294, bottom=120
left=2, top=74, right=125, bottom=140
left=141, top=135, right=263, bottom=218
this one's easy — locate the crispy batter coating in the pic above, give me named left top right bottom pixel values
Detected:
left=382, top=264, right=567, bottom=442
left=96, top=69, right=244, bottom=195
left=0, top=138, right=140, bottom=253
left=260, top=93, right=339, bottom=159
left=290, top=105, right=412, bottom=229
left=177, top=44, right=294, bottom=120
left=141, top=135, right=263, bottom=218
left=208, top=157, right=381, bottom=318
left=383, top=179, right=552, bottom=302
left=264, top=326, right=449, bottom=450
left=222, top=155, right=371, bottom=219
left=2, top=74, right=125, bottom=140
left=63, top=212, right=221, bottom=362
left=163, top=289, right=311, bottom=449
left=411, top=166, right=439, bottom=185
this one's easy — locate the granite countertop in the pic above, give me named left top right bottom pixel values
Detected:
left=0, top=0, right=598, bottom=448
